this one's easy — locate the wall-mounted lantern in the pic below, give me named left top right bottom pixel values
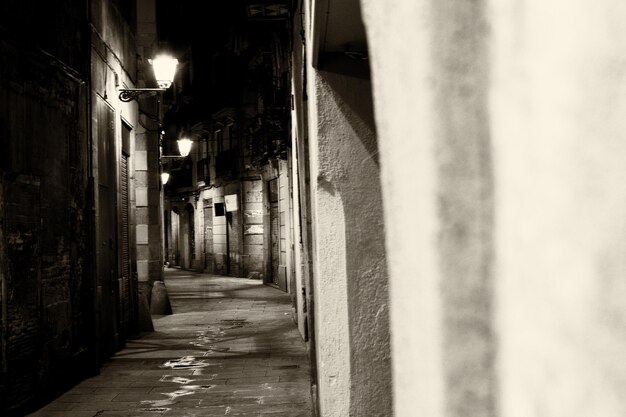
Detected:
left=161, top=138, right=193, bottom=159
left=177, top=138, right=193, bottom=157
left=118, top=54, right=179, bottom=102
left=150, top=54, right=179, bottom=89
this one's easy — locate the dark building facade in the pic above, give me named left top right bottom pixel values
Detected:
left=0, top=2, right=92, bottom=410
left=0, top=0, right=143, bottom=413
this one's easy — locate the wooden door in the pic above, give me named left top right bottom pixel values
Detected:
left=95, top=98, right=119, bottom=361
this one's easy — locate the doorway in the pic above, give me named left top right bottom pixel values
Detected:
left=203, top=198, right=213, bottom=272
left=268, top=178, right=286, bottom=289
left=171, top=208, right=180, bottom=266
left=95, top=97, right=119, bottom=361
left=182, top=203, right=195, bottom=269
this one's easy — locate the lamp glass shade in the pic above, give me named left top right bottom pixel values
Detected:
left=161, top=172, right=170, bottom=184
left=177, top=138, right=193, bottom=157
left=151, top=54, right=178, bottom=89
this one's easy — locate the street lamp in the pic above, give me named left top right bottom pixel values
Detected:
left=177, top=138, right=193, bottom=157
left=151, top=54, right=179, bottom=89
left=160, top=137, right=193, bottom=187
left=119, top=54, right=193, bottom=159
left=118, top=54, right=178, bottom=102
left=161, top=137, right=193, bottom=159
left=118, top=53, right=180, bottom=315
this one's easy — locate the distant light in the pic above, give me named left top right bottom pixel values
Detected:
left=177, top=138, right=193, bottom=157
left=161, top=172, right=170, bottom=184
left=151, top=54, right=178, bottom=89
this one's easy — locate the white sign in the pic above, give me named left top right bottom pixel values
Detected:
left=225, top=194, right=238, bottom=212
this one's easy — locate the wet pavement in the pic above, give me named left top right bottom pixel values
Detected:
left=28, top=269, right=314, bottom=417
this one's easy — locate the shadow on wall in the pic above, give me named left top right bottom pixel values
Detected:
left=320, top=64, right=392, bottom=416
left=320, top=54, right=378, bottom=166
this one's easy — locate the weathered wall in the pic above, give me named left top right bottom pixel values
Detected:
left=243, top=179, right=265, bottom=277
left=290, top=1, right=317, bottom=353
left=289, top=88, right=307, bottom=336
left=360, top=0, right=626, bottom=416
left=306, top=63, right=391, bottom=417
left=278, top=160, right=292, bottom=293
left=168, top=179, right=263, bottom=278
left=135, top=0, right=163, bottom=288
left=213, top=192, right=228, bottom=274
left=224, top=183, right=243, bottom=276
left=90, top=0, right=140, bottom=360
left=0, top=2, right=92, bottom=411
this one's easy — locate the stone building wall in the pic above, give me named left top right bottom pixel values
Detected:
left=0, top=1, right=92, bottom=412
left=90, top=0, right=140, bottom=360
left=243, top=179, right=265, bottom=278
left=0, top=0, right=140, bottom=412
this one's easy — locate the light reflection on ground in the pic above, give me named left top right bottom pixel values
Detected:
left=162, top=356, right=210, bottom=369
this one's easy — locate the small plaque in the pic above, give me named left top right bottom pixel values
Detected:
left=225, top=194, right=238, bottom=212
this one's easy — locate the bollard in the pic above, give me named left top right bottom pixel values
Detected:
left=150, top=280, right=173, bottom=315
left=137, top=284, right=154, bottom=332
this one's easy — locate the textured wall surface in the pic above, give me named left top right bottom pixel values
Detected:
left=134, top=0, right=162, bottom=285
left=307, top=65, right=391, bottom=416
left=91, top=0, right=140, bottom=359
left=361, top=0, right=626, bottom=416
left=225, top=183, right=242, bottom=277
left=243, top=179, right=265, bottom=277
left=0, top=29, right=91, bottom=413
left=0, top=0, right=140, bottom=412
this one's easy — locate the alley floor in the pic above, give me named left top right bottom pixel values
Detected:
left=28, top=269, right=314, bottom=417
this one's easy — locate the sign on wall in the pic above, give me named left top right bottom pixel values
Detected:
left=225, top=194, right=238, bottom=212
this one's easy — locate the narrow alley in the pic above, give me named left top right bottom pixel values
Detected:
left=27, top=270, right=313, bottom=417
left=7, top=0, right=626, bottom=415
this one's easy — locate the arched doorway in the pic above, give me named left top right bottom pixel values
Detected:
left=170, top=207, right=180, bottom=266
left=181, top=203, right=195, bottom=269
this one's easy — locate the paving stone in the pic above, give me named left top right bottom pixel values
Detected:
left=27, top=270, right=313, bottom=416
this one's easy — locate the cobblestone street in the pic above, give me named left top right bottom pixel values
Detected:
left=28, top=269, right=313, bottom=417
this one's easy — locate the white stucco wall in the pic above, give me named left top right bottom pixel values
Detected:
left=306, top=65, right=391, bottom=415
left=491, top=2, right=626, bottom=416
left=307, top=71, right=352, bottom=417
left=361, top=0, right=492, bottom=416
left=360, top=0, right=626, bottom=416
left=290, top=97, right=307, bottom=338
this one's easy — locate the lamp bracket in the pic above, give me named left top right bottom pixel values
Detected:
left=118, top=88, right=165, bottom=102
